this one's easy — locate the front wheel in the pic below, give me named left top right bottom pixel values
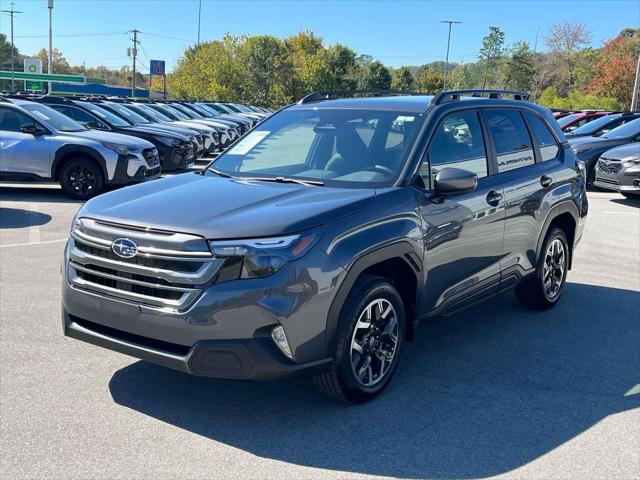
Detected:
left=313, top=275, right=405, bottom=403
left=59, top=158, right=104, bottom=200
left=516, top=227, right=569, bottom=310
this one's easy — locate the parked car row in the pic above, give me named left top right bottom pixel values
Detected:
left=0, top=93, right=272, bottom=199
left=554, top=112, right=640, bottom=198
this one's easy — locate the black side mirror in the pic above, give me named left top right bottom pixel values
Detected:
left=20, top=124, right=43, bottom=136
left=434, top=167, right=478, bottom=196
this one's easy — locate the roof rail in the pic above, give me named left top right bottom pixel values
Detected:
left=298, top=89, right=427, bottom=104
left=430, top=89, right=531, bottom=106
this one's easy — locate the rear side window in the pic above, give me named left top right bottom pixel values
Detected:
left=485, top=110, right=535, bottom=173
left=424, top=110, right=488, bottom=187
left=525, top=113, right=559, bottom=161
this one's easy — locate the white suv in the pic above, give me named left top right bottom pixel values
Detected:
left=0, top=97, right=160, bottom=199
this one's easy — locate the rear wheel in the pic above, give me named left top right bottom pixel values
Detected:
left=516, top=228, right=569, bottom=310
left=59, top=158, right=104, bottom=200
left=313, top=275, right=405, bottom=403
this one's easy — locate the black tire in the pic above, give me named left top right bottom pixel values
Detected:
left=313, top=275, right=405, bottom=403
left=516, top=227, right=569, bottom=310
left=622, top=192, right=640, bottom=199
left=59, top=158, right=105, bottom=200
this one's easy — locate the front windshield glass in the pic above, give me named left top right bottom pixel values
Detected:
left=207, top=103, right=225, bottom=113
left=211, top=108, right=422, bottom=187
left=148, top=104, right=177, bottom=120
left=132, top=103, right=171, bottom=122
left=602, top=118, right=640, bottom=139
left=79, top=102, right=131, bottom=127
left=571, top=114, right=621, bottom=135
left=557, top=113, right=581, bottom=127
left=193, top=103, right=217, bottom=116
left=104, top=102, right=150, bottom=124
left=22, top=103, right=85, bottom=132
left=170, top=104, right=198, bottom=118
left=158, top=104, right=191, bottom=120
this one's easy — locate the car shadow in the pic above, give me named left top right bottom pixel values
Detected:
left=0, top=207, right=52, bottom=229
left=109, top=282, right=640, bottom=478
left=610, top=197, right=639, bottom=207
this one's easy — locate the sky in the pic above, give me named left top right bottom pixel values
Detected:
left=0, top=0, right=637, bottom=74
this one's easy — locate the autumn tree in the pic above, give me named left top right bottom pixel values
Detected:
left=414, top=64, right=444, bottom=93
left=589, top=29, right=640, bottom=109
left=35, top=48, right=72, bottom=74
left=544, top=21, right=592, bottom=94
left=391, top=66, right=414, bottom=91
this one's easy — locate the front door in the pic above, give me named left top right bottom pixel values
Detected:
left=0, top=106, right=51, bottom=178
left=417, top=109, right=506, bottom=315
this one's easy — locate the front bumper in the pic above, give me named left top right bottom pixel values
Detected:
left=594, top=163, right=640, bottom=193
left=109, top=152, right=161, bottom=185
left=63, top=312, right=331, bottom=380
left=159, top=144, right=195, bottom=171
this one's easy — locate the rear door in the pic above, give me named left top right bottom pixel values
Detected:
left=0, top=106, right=52, bottom=178
left=417, top=109, right=506, bottom=314
left=483, top=108, right=562, bottom=288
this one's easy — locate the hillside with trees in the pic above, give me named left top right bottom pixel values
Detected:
left=1, top=23, right=638, bottom=110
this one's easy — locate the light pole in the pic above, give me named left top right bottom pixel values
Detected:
left=1, top=2, right=22, bottom=92
left=440, top=20, right=461, bottom=91
left=632, top=51, right=640, bottom=112
left=48, top=0, right=54, bottom=93
left=197, top=0, right=202, bottom=45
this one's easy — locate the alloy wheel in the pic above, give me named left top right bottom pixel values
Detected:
left=543, top=238, right=565, bottom=300
left=350, top=298, right=399, bottom=387
left=66, top=165, right=97, bottom=195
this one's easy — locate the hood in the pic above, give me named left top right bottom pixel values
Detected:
left=568, top=135, right=627, bottom=151
left=69, top=129, right=154, bottom=149
left=601, top=143, right=640, bottom=161
left=145, top=122, right=200, bottom=137
left=79, top=172, right=375, bottom=239
left=123, top=125, right=189, bottom=140
left=164, top=121, right=214, bottom=133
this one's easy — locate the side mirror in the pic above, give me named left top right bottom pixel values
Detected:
left=86, top=121, right=106, bottom=130
left=434, top=167, right=478, bottom=196
left=20, top=124, right=43, bottom=136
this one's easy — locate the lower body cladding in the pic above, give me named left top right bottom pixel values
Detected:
left=61, top=240, right=344, bottom=381
left=110, top=151, right=161, bottom=185
left=594, top=160, right=640, bottom=195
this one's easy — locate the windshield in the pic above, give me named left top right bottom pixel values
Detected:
left=211, top=108, right=422, bottom=187
left=170, top=104, right=198, bottom=119
left=22, top=103, right=86, bottom=132
left=207, top=103, right=225, bottom=113
left=147, top=104, right=178, bottom=120
left=223, top=103, right=242, bottom=113
left=193, top=103, right=218, bottom=116
left=131, top=103, right=171, bottom=122
left=570, top=114, right=621, bottom=135
left=79, top=102, right=132, bottom=127
left=557, top=113, right=581, bottom=127
left=157, top=104, right=191, bottom=120
left=103, top=102, right=150, bottom=124
left=602, top=118, right=640, bottom=139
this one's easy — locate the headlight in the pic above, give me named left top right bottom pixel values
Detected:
left=208, top=229, right=321, bottom=279
left=101, top=142, right=141, bottom=155
left=154, top=136, right=182, bottom=147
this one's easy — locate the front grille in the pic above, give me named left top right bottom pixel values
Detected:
left=597, top=157, right=622, bottom=175
left=68, top=218, right=223, bottom=311
left=143, top=148, right=160, bottom=168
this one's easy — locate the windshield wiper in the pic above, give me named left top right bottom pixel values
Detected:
left=243, top=176, right=325, bottom=187
left=207, top=167, right=235, bottom=178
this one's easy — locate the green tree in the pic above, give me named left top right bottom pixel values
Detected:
left=357, top=61, right=391, bottom=90
left=478, top=26, right=505, bottom=88
left=238, top=35, right=291, bottom=106
left=0, top=33, right=23, bottom=90
left=502, top=41, right=534, bottom=91
left=391, top=66, right=414, bottom=91
left=544, top=21, right=592, bottom=94
left=414, top=65, right=444, bottom=93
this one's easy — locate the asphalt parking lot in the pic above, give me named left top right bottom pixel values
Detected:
left=1, top=182, right=639, bottom=480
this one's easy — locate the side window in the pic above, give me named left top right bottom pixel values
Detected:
left=422, top=110, right=488, bottom=187
left=525, top=113, right=559, bottom=161
left=0, top=107, right=37, bottom=133
left=485, top=110, right=535, bottom=173
left=68, top=107, right=106, bottom=128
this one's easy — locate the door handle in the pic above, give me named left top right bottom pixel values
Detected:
left=486, top=190, right=503, bottom=206
left=540, top=175, right=553, bottom=188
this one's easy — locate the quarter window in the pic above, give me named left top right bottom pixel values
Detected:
left=525, top=113, right=559, bottom=161
left=423, top=110, right=488, bottom=187
left=485, top=110, right=535, bottom=173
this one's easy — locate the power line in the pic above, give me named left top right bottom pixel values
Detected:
left=14, top=31, right=126, bottom=38
left=140, top=31, right=195, bottom=43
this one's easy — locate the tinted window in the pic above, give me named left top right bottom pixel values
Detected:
left=424, top=110, right=488, bottom=186
left=525, top=113, right=559, bottom=161
left=571, top=114, right=621, bottom=136
left=0, top=107, right=38, bottom=132
left=557, top=113, right=580, bottom=127
left=602, top=118, right=640, bottom=139
left=21, top=103, right=85, bottom=132
left=80, top=102, right=131, bottom=127
left=65, top=106, right=108, bottom=129
left=485, top=110, right=535, bottom=173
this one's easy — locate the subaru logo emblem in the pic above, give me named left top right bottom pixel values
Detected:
left=111, top=238, right=138, bottom=258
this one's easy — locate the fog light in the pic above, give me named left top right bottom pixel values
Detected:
left=271, top=325, right=292, bottom=359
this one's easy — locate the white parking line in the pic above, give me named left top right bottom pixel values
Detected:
left=0, top=238, right=67, bottom=248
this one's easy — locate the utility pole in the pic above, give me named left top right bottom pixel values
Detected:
left=130, top=29, right=139, bottom=97
left=533, top=26, right=540, bottom=54
left=440, top=20, right=461, bottom=91
left=197, top=0, right=202, bottom=45
left=632, top=51, right=640, bottom=112
left=1, top=2, right=22, bottom=92
left=48, top=0, right=54, bottom=93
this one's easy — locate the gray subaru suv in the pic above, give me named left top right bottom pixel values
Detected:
left=1, top=97, right=160, bottom=199
left=62, top=90, right=588, bottom=403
